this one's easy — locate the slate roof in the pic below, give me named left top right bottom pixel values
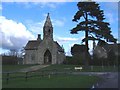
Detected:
left=95, top=43, right=120, bottom=54
left=25, top=40, right=41, bottom=50
left=25, top=40, right=64, bottom=52
left=102, top=44, right=118, bottom=52
left=55, top=41, right=64, bottom=53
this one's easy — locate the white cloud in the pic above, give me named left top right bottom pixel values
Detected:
left=94, top=0, right=119, bottom=2
left=25, top=19, right=45, bottom=37
left=43, top=13, right=47, bottom=17
left=39, top=2, right=57, bottom=8
left=15, top=2, right=63, bottom=9
left=6, top=2, right=62, bottom=10
left=0, top=4, right=2, bottom=10
left=1, top=0, right=119, bottom=2
left=57, top=37, right=79, bottom=41
left=52, top=19, right=65, bottom=27
left=53, top=35, right=96, bottom=56
left=65, top=49, right=72, bottom=56
left=2, top=0, right=67, bottom=2
left=14, top=2, right=33, bottom=9
left=54, top=36, right=81, bottom=56
left=66, top=41, right=81, bottom=55
left=54, top=36, right=80, bottom=44
left=0, top=16, right=35, bottom=50
left=21, top=2, right=33, bottom=9
left=88, top=41, right=94, bottom=55
left=25, top=15, right=65, bottom=38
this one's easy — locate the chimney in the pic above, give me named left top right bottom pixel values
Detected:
left=37, top=34, right=41, bottom=41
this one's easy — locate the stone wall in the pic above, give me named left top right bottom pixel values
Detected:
left=24, top=50, right=38, bottom=64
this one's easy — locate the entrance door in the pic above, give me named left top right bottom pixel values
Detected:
left=44, top=50, right=52, bottom=64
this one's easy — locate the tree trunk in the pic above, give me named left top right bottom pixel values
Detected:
left=84, top=12, right=89, bottom=68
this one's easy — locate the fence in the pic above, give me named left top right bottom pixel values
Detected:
left=2, top=69, right=72, bottom=84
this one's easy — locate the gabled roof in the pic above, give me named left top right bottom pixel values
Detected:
left=102, top=44, right=118, bottom=52
left=95, top=43, right=120, bottom=53
left=55, top=41, right=64, bottom=53
left=25, top=40, right=41, bottom=50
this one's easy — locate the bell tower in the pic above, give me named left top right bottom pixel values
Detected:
left=43, top=13, right=53, bottom=40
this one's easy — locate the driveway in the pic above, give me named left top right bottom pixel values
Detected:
left=72, top=72, right=118, bottom=88
left=94, top=72, right=118, bottom=88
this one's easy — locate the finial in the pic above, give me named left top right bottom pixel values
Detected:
left=47, top=13, right=50, bottom=18
left=46, top=13, right=50, bottom=19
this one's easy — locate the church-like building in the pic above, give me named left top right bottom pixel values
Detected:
left=24, top=13, right=65, bottom=64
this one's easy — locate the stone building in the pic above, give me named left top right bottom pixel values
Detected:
left=24, top=13, right=65, bottom=64
left=93, top=41, right=120, bottom=59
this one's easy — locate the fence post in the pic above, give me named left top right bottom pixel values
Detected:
left=6, top=73, right=9, bottom=84
left=25, top=72, right=28, bottom=81
left=41, top=71, right=44, bottom=77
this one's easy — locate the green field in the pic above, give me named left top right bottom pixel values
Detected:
left=2, top=64, right=37, bottom=72
left=40, top=64, right=118, bottom=72
left=2, top=64, right=118, bottom=88
left=2, top=74, right=100, bottom=88
left=2, top=64, right=118, bottom=72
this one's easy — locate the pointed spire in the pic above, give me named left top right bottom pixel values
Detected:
left=44, top=13, right=52, bottom=27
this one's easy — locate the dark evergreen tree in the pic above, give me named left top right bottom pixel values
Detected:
left=71, top=1, right=117, bottom=66
left=71, top=44, right=89, bottom=65
left=71, top=44, right=87, bottom=56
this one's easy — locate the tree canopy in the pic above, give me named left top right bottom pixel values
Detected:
left=71, top=2, right=117, bottom=43
left=70, top=1, right=117, bottom=66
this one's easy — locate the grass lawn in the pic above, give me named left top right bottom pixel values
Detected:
left=2, top=64, right=117, bottom=88
left=2, top=74, right=100, bottom=88
left=2, top=64, right=37, bottom=72
left=40, top=64, right=118, bottom=72
left=2, top=64, right=118, bottom=72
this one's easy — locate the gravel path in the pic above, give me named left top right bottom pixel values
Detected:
left=19, top=65, right=49, bottom=72
left=2, top=65, right=50, bottom=74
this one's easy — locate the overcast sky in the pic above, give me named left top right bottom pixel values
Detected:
left=0, top=1, right=119, bottom=56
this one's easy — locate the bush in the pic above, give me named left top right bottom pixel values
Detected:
left=63, top=56, right=84, bottom=65
left=63, top=56, right=72, bottom=64
left=2, top=56, right=18, bottom=65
